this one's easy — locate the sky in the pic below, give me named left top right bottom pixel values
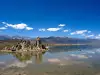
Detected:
left=0, top=0, right=100, bottom=39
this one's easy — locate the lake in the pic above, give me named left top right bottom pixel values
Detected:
left=0, top=45, right=100, bottom=75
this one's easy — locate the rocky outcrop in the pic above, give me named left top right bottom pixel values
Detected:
left=2, top=40, right=47, bottom=51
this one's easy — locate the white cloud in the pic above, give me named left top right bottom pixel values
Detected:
left=95, top=36, right=100, bottom=39
left=26, top=27, right=33, bottom=30
left=63, top=30, right=69, bottom=32
left=81, top=34, right=86, bottom=36
left=58, top=24, right=66, bottom=27
left=70, top=30, right=88, bottom=35
left=95, top=34, right=100, bottom=39
left=0, top=27, right=7, bottom=30
left=39, top=28, right=46, bottom=31
left=46, top=24, right=65, bottom=32
left=2, top=22, right=33, bottom=30
left=7, top=23, right=27, bottom=29
left=98, top=34, right=100, bottom=36
left=2, top=22, right=6, bottom=24
left=85, top=34, right=94, bottom=38
left=47, top=28, right=61, bottom=31
left=5, top=26, right=8, bottom=27
left=88, top=31, right=91, bottom=33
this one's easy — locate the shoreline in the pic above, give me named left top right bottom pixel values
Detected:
left=0, top=49, right=47, bottom=53
left=0, top=44, right=88, bottom=52
left=48, top=44, right=88, bottom=46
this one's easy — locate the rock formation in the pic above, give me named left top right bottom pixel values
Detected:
left=2, top=40, right=47, bottom=51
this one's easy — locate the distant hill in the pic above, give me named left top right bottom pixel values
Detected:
left=40, top=37, right=100, bottom=47
left=0, top=35, right=100, bottom=46
left=40, top=36, right=91, bottom=44
left=12, top=35, right=32, bottom=40
left=0, top=35, right=32, bottom=40
left=0, top=35, right=11, bottom=40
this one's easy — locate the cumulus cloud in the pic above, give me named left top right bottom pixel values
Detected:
left=2, top=22, right=33, bottom=30
left=58, top=24, right=66, bottom=27
left=2, top=22, right=6, bottom=24
left=95, top=36, right=100, bottom=39
left=88, top=31, right=91, bottom=33
left=70, top=30, right=88, bottom=35
left=47, top=28, right=61, bottom=31
left=0, top=27, right=7, bottom=30
left=2, top=22, right=27, bottom=29
left=85, top=34, right=94, bottom=38
left=63, top=30, right=69, bottom=32
left=46, top=24, right=66, bottom=32
left=26, top=27, right=33, bottom=30
left=39, top=28, right=46, bottom=31
left=95, top=34, right=100, bottom=39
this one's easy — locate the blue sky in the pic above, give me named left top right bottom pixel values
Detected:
left=0, top=0, right=100, bottom=39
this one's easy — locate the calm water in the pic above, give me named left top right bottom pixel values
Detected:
left=0, top=46, right=100, bottom=75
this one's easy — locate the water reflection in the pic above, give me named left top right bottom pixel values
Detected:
left=35, top=53, right=43, bottom=64
left=12, top=52, right=33, bottom=62
left=0, top=46, right=100, bottom=75
left=48, top=45, right=95, bottom=53
left=11, top=51, right=46, bottom=64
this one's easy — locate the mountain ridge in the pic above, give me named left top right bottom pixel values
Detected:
left=0, top=35, right=100, bottom=45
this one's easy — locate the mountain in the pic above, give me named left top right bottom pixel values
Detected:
left=40, top=36, right=100, bottom=47
left=0, top=35, right=100, bottom=46
left=0, top=35, right=11, bottom=40
left=0, top=35, right=32, bottom=40
left=12, top=35, right=32, bottom=40
left=40, top=36, right=92, bottom=44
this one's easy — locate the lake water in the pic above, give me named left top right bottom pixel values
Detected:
left=0, top=45, right=100, bottom=75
